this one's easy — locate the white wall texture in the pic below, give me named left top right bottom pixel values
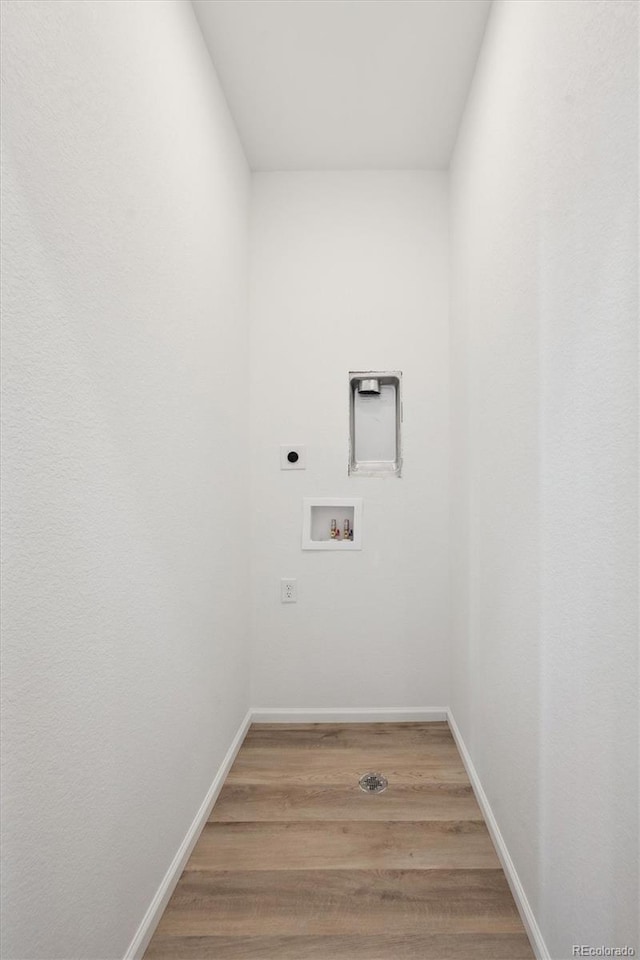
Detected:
left=450, top=2, right=639, bottom=957
left=0, top=2, right=250, bottom=958
left=249, top=172, right=450, bottom=708
left=3, top=1, right=638, bottom=958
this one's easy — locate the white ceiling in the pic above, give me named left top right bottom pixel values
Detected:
left=192, top=0, right=492, bottom=171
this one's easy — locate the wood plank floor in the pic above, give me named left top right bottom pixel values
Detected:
left=145, top=723, right=534, bottom=960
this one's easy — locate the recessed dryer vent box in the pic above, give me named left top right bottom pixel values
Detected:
left=302, top=498, right=363, bottom=551
left=349, top=371, right=402, bottom=478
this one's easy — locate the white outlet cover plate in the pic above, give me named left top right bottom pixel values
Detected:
left=280, top=445, right=306, bottom=470
left=281, top=578, right=297, bottom=602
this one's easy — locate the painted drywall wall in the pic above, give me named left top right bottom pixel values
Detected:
left=0, top=2, right=250, bottom=958
left=249, top=172, right=449, bottom=708
left=450, top=1, right=639, bottom=956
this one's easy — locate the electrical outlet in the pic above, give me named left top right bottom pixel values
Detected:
left=281, top=578, right=297, bottom=603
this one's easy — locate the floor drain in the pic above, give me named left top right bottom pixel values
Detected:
left=359, top=772, right=388, bottom=794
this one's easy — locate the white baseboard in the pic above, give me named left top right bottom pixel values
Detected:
left=122, top=708, right=252, bottom=960
left=446, top=710, right=550, bottom=960
left=251, top=706, right=448, bottom=723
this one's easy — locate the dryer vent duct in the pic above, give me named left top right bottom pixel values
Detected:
left=357, top=378, right=381, bottom=396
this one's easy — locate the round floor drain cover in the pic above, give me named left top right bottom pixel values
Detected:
left=359, top=772, right=388, bottom=793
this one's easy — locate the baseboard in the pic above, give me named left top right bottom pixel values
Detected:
left=122, top=708, right=253, bottom=960
left=251, top=706, right=448, bottom=723
left=446, top=710, right=550, bottom=960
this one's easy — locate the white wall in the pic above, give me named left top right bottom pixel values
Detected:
left=450, top=1, right=638, bottom=957
left=0, top=3, right=250, bottom=958
left=249, top=172, right=449, bottom=708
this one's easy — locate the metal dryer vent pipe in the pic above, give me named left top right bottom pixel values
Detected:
left=357, top=378, right=381, bottom=395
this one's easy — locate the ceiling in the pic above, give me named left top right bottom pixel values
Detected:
left=192, top=0, right=492, bottom=171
